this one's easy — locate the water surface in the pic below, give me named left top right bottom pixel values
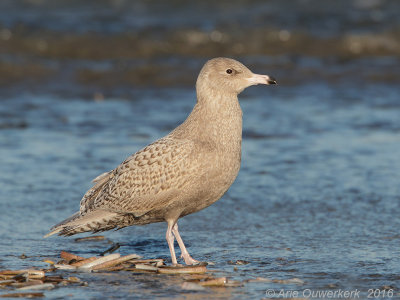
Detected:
left=1, top=82, right=399, bottom=298
left=0, top=0, right=399, bottom=299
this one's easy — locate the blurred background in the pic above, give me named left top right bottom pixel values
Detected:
left=0, top=0, right=399, bottom=97
left=0, top=0, right=399, bottom=299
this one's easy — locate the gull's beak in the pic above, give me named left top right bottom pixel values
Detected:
left=246, top=73, right=277, bottom=85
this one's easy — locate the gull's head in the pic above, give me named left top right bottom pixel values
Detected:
left=196, top=57, right=277, bottom=97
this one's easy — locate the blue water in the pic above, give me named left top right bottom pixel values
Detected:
left=1, top=81, right=399, bottom=299
left=1, top=0, right=400, bottom=298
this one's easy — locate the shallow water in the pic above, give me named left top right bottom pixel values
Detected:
left=1, top=82, right=400, bottom=298
left=1, top=0, right=400, bottom=299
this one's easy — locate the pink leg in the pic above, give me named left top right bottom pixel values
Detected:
left=165, top=221, right=178, bottom=265
left=172, top=223, right=200, bottom=265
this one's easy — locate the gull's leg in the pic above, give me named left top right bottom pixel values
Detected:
left=166, top=221, right=178, bottom=265
left=172, top=223, right=200, bottom=265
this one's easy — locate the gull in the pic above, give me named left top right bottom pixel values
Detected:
left=45, top=57, right=276, bottom=265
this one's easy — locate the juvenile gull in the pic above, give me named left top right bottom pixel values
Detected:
left=45, top=57, right=276, bottom=265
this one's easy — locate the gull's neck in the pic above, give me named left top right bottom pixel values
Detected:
left=172, top=89, right=243, bottom=146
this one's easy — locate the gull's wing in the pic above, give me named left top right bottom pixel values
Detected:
left=79, top=137, right=198, bottom=217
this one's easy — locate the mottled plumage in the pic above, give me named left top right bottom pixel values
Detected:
left=45, top=57, right=276, bottom=265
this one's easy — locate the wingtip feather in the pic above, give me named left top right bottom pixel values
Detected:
left=43, top=228, right=62, bottom=238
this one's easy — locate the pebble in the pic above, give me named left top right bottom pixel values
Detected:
left=0, top=292, right=45, bottom=298
left=198, top=277, right=226, bottom=286
left=181, top=282, right=206, bottom=291
left=17, top=283, right=55, bottom=291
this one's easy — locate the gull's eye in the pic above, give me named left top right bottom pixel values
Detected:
left=226, top=69, right=233, bottom=74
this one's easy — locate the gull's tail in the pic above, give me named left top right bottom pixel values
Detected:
left=43, top=210, right=124, bottom=238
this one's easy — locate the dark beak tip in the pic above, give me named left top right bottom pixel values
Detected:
left=267, top=76, right=277, bottom=85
